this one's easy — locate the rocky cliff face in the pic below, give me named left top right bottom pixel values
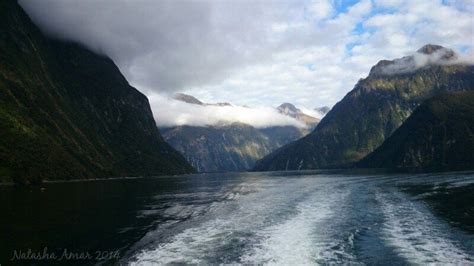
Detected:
left=358, top=91, right=474, bottom=171
left=0, top=0, right=194, bottom=184
left=254, top=45, right=474, bottom=171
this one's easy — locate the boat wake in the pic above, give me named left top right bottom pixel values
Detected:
left=377, top=191, right=473, bottom=264
left=128, top=174, right=474, bottom=265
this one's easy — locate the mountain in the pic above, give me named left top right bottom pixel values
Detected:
left=358, top=91, right=474, bottom=171
left=162, top=96, right=318, bottom=172
left=174, top=93, right=231, bottom=106
left=0, top=0, right=194, bottom=184
left=277, top=103, right=319, bottom=129
left=254, top=44, right=474, bottom=171
left=174, top=93, right=204, bottom=105
left=161, top=123, right=304, bottom=172
left=315, top=106, right=331, bottom=115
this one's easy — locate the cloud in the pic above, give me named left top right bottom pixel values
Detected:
left=18, top=0, right=474, bottom=112
left=299, top=107, right=326, bottom=120
left=18, top=0, right=275, bottom=93
left=372, top=46, right=474, bottom=75
left=307, top=0, right=334, bottom=20
left=149, top=94, right=307, bottom=128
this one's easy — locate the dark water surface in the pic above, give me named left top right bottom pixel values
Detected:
left=1, top=171, right=474, bottom=265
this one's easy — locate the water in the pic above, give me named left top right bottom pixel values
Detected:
left=1, top=170, right=474, bottom=265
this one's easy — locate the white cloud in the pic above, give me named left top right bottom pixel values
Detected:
left=149, top=94, right=307, bottom=128
left=299, top=107, right=326, bottom=119
left=307, top=0, right=334, bottom=20
left=373, top=46, right=474, bottom=75
left=375, top=0, right=405, bottom=8
left=18, top=0, right=474, bottom=114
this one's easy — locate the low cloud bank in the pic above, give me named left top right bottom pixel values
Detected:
left=149, top=94, right=307, bottom=128
left=299, top=107, right=326, bottom=120
left=374, top=46, right=474, bottom=75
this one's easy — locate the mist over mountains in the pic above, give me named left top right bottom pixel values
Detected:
left=2, top=2, right=474, bottom=265
left=370, top=44, right=472, bottom=76
left=1, top=0, right=473, bottom=183
left=17, top=0, right=473, bottom=110
left=160, top=94, right=324, bottom=172
left=151, top=93, right=327, bottom=129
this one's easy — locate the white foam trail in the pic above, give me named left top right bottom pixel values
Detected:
left=130, top=218, right=236, bottom=265
left=377, top=192, right=471, bottom=264
left=130, top=177, right=329, bottom=265
left=240, top=186, right=349, bottom=265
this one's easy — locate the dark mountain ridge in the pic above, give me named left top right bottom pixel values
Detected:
left=254, top=45, right=474, bottom=171
left=358, top=91, right=474, bottom=171
left=0, top=0, right=194, bottom=184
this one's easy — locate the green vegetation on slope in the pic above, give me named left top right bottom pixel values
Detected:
left=0, top=0, right=194, bottom=184
left=358, top=91, right=474, bottom=171
left=254, top=46, right=474, bottom=171
left=161, top=124, right=306, bottom=172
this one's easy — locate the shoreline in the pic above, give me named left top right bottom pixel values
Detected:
left=0, top=173, right=199, bottom=186
left=2, top=168, right=474, bottom=186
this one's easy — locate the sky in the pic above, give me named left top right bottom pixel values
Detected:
left=19, top=0, right=474, bottom=127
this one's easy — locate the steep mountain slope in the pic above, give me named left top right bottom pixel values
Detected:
left=0, top=0, right=194, bottom=184
left=254, top=45, right=474, bottom=171
left=162, top=124, right=306, bottom=172
left=358, top=91, right=474, bottom=171
left=161, top=123, right=298, bottom=172
left=161, top=95, right=318, bottom=172
left=277, top=103, right=319, bottom=129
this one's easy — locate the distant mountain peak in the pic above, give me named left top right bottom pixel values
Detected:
left=278, top=102, right=297, bottom=110
left=370, top=44, right=459, bottom=76
left=174, top=93, right=203, bottom=105
left=277, top=103, right=300, bottom=115
left=417, top=44, right=446, bottom=54
left=417, top=44, right=456, bottom=60
left=174, top=93, right=232, bottom=107
left=277, top=102, right=319, bottom=128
